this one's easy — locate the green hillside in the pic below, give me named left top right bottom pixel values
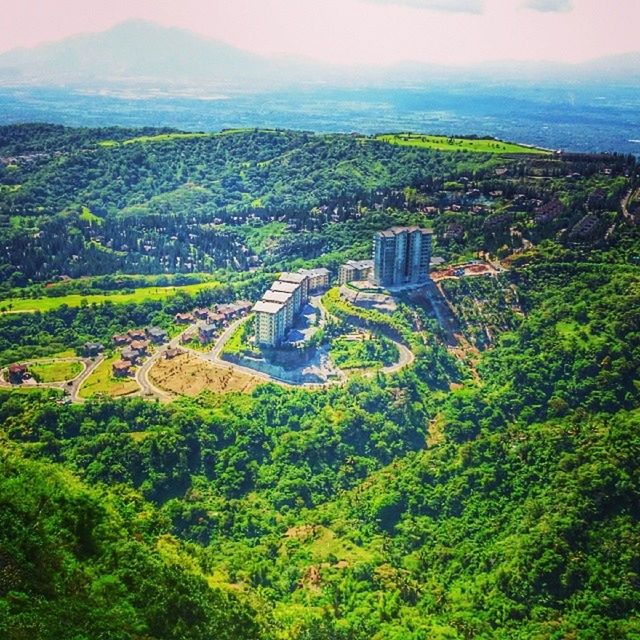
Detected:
left=0, top=123, right=639, bottom=638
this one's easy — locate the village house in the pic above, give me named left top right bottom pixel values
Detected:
left=112, top=334, right=130, bottom=346
left=127, top=329, right=147, bottom=341
left=145, top=326, right=168, bottom=343
left=207, top=312, right=225, bottom=326
left=83, top=342, right=104, bottom=357
left=8, top=363, right=28, bottom=383
left=164, top=347, right=183, bottom=360
left=174, top=312, right=194, bottom=324
left=130, top=339, right=149, bottom=355
left=216, top=304, right=239, bottom=322
left=112, top=360, right=132, bottom=377
left=199, top=323, right=218, bottom=344
left=180, top=326, right=199, bottom=344
left=193, top=308, right=211, bottom=320
left=121, top=347, right=141, bottom=364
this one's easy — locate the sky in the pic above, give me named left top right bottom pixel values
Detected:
left=0, top=0, right=637, bottom=66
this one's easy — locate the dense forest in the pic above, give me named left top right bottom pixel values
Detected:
left=0, top=124, right=639, bottom=638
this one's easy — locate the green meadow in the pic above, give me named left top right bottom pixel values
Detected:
left=374, top=133, right=549, bottom=154
left=0, top=281, right=220, bottom=313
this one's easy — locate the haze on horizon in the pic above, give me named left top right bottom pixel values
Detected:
left=1, top=0, right=637, bottom=67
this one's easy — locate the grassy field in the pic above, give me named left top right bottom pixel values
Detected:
left=0, top=281, right=220, bottom=313
left=79, top=355, right=139, bottom=399
left=29, top=360, right=83, bottom=383
left=98, top=132, right=210, bottom=147
left=374, top=133, right=549, bottom=155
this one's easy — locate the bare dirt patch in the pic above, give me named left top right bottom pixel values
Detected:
left=149, top=352, right=261, bottom=395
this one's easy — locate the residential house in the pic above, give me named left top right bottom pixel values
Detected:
left=199, top=323, right=218, bottom=344
left=174, top=312, right=194, bottom=324
left=130, top=340, right=149, bottom=355
left=83, top=342, right=104, bottom=357
left=146, top=326, right=168, bottom=343
left=112, top=334, right=130, bottom=347
left=112, top=360, right=132, bottom=377
left=8, top=363, right=28, bottom=383
left=121, top=347, right=141, bottom=364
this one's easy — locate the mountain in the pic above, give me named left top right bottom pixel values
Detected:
left=0, top=19, right=638, bottom=91
left=0, top=20, right=334, bottom=90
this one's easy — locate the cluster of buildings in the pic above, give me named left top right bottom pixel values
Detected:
left=111, top=326, right=168, bottom=377
left=176, top=300, right=253, bottom=345
left=372, top=226, right=432, bottom=287
left=337, top=226, right=433, bottom=288
left=252, top=268, right=330, bottom=347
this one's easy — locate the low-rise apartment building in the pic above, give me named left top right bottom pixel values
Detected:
left=338, top=259, right=374, bottom=285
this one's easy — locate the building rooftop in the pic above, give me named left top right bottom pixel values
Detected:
left=375, top=226, right=433, bottom=238
left=271, top=281, right=300, bottom=294
left=253, top=300, right=285, bottom=314
left=263, top=290, right=293, bottom=304
left=300, top=267, right=330, bottom=277
left=279, top=272, right=308, bottom=284
left=344, top=259, right=374, bottom=270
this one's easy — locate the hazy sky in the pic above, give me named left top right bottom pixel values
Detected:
left=0, top=0, right=637, bottom=66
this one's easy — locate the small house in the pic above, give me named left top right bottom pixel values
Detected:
left=174, top=312, right=194, bottom=324
left=121, top=347, right=141, bottom=364
left=217, top=304, right=237, bottom=321
left=8, top=363, right=28, bottom=383
left=207, top=312, right=225, bottom=326
left=146, top=326, right=168, bottom=343
left=83, top=342, right=104, bottom=357
left=127, top=329, right=146, bottom=341
left=234, top=300, right=253, bottom=316
left=165, top=347, right=183, bottom=360
left=199, top=323, right=218, bottom=344
left=112, top=334, right=130, bottom=346
left=112, top=360, right=132, bottom=377
left=180, top=326, right=199, bottom=344
left=130, top=340, right=149, bottom=354
left=193, top=308, right=210, bottom=320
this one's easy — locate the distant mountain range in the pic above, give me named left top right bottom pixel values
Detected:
left=0, top=19, right=638, bottom=91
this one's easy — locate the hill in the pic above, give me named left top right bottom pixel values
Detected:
left=0, top=123, right=639, bottom=638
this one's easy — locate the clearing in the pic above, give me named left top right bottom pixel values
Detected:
left=374, top=133, right=549, bottom=155
left=0, top=281, right=220, bottom=313
left=30, top=360, right=83, bottom=383
left=149, top=352, right=261, bottom=396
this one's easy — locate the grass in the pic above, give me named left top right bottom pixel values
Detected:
left=329, top=334, right=399, bottom=370
left=79, top=354, right=139, bottom=399
left=374, top=133, right=549, bottom=155
left=555, top=320, right=601, bottom=349
left=98, top=132, right=210, bottom=147
left=29, top=360, right=83, bottom=383
left=78, top=206, right=102, bottom=224
left=0, top=281, right=220, bottom=313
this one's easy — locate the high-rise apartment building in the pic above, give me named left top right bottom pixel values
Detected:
left=372, top=226, right=432, bottom=286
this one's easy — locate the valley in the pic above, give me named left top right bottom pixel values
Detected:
left=0, top=123, right=639, bottom=640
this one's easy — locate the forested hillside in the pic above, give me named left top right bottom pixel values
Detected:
left=0, top=124, right=639, bottom=639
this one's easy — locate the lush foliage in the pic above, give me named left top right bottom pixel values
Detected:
left=0, top=124, right=639, bottom=638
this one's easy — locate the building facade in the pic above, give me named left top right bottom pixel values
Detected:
left=372, top=226, right=432, bottom=286
left=338, top=259, right=374, bottom=285
left=279, top=272, right=309, bottom=306
left=253, top=300, right=287, bottom=347
left=263, top=289, right=295, bottom=329
left=299, top=267, right=330, bottom=292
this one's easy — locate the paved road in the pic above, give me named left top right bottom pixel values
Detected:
left=0, top=356, right=102, bottom=402
left=70, top=356, right=103, bottom=402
